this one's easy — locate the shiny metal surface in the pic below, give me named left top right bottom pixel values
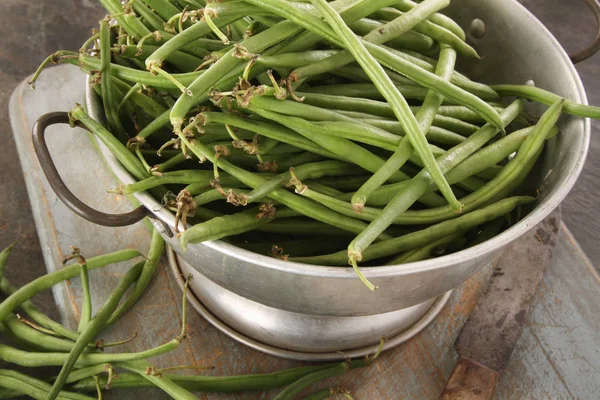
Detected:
left=168, top=247, right=452, bottom=360
left=86, top=0, right=589, bottom=332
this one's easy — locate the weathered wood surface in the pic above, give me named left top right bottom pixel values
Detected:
left=494, top=225, right=600, bottom=400
left=9, top=65, right=494, bottom=399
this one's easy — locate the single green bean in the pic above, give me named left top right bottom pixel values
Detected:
left=70, top=105, right=148, bottom=181
left=0, top=242, right=15, bottom=282
left=0, top=339, right=180, bottom=368
left=358, top=119, right=466, bottom=146
left=394, top=1, right=465, bottom=39
left=119, top=360, right=198, bottom=400
left=347, top=18, right=435, bottom=52
left=71, top=364, right=338, bottom=392
left=256, top=50, right=340, bottom=69
left=77, top=258, right=91, bottom=333
left=182, top=206, right=278, bottom=248
left=100, top=19, right=129, bottom=143
left=116, top=44, right=205, bottom=70
left=141, top=0, right=181, bottom=20
left=293, top=196, right=535, bottom=265
left=491, top=84, right=600, bottom=118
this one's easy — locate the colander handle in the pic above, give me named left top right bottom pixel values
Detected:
left=32, top=111, right=153, bottom=227
left=570, top=0, right=600, bottom=63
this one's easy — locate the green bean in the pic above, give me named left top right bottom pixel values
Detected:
left=347, top=18, right=435, bottom=52
left=386, top=232, right=464, bottom=264
left=358, top=119, right=466, bottom=146
left=306, top=182, right=345, bottom=198
left=141, top=0, right=181, bottom=20
left=332, top=64, right=417, bottom=86
left=292, top=0, right=449, bottom=82
left=73, top=54, right=203, bottom=89
left=351, top=44, right=457, bottom=212
left=131, top=0, right=167, bottom=31
left=77, top=258, right=91, bottom=333
left=0, top=370, right=94, bottom=400
left=0, top=338, right=180, bottom=368
left=113, top=78, right=167, bottom=118
left=47, top=264, right=145, bottom=399
left=0, top=242, right=15, bottom=282
left=201, top=112, right=340, bottom=159
left=177, top=136, right=392, bottom=240
left=273, top=361, right=362, bottom=400
left=256, top=50, right=340, bottom=69
left=2, top=314, right=78, bottom=352
left=72, top=364, right=338, bottom=392
left=106, top=230, right=165, bottom=325
left=247, top=104, right=412, bottom=182
left=293, top=196, right=535, bottom=265
left=182, top=206, right=278, bottom=248
left=70, top=105, right=149, bottom=180
left=393, top=1, right=465, bottom=39
left=119, top=360, right=198, bottom=400
left=100, top=19, right=129, bottom=143
left=347, top=99, right=524, bottom=274
left=122, top=171, right=238, bottom=194
left=491, top=84, right=600, bottom=118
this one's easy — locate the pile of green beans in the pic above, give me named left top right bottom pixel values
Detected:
left=0, top=239, right=379, bottom=399
left=31, top=0, right=600, bottom=292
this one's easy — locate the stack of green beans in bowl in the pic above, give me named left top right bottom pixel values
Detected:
left=31, top=0, right=600, bottom=294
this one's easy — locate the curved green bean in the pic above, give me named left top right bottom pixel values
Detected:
left=292, top=196, right=535, bottom=265
left=71, top=363, right=338, bottom=392
left=491, top=84, right=600, bottom=118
